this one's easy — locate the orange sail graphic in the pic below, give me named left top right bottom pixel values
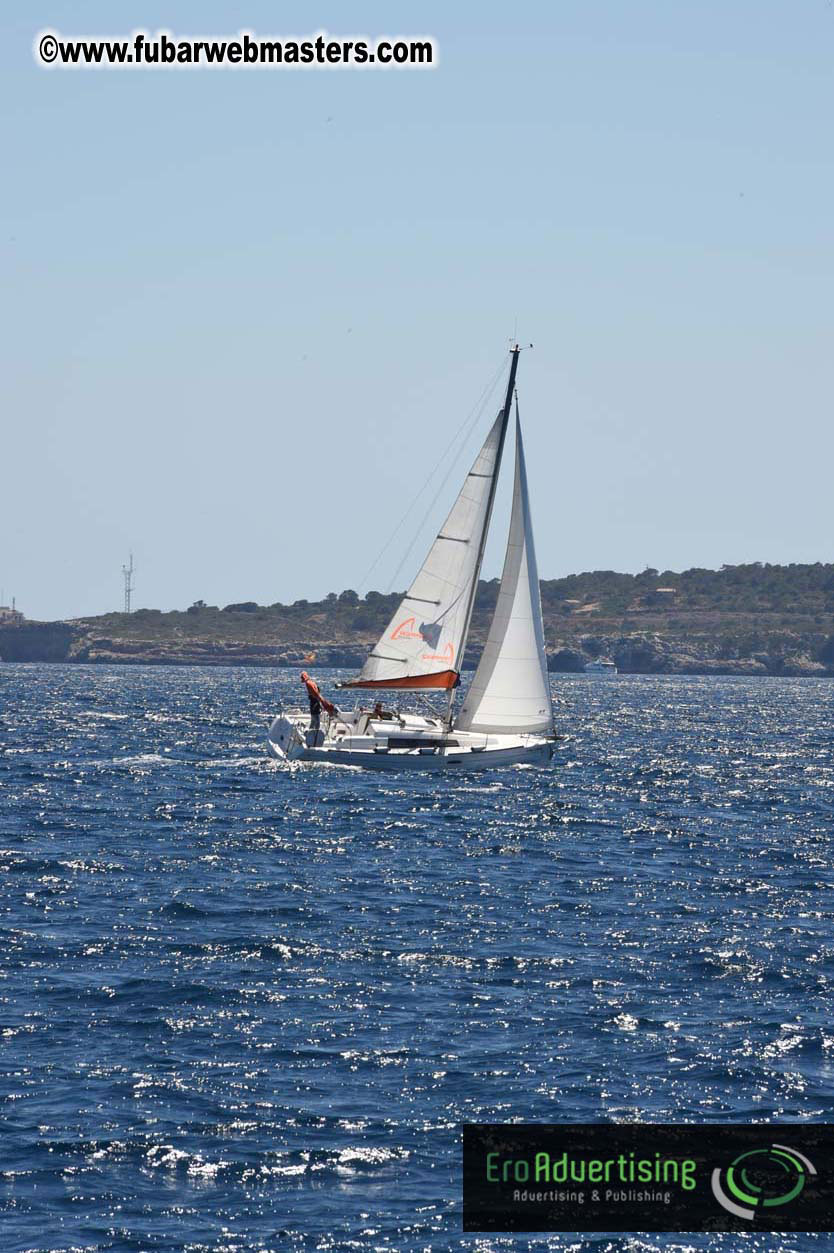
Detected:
left=421, top=641, right=454, bottom=665
left=391, top=617, right=423, bottom=641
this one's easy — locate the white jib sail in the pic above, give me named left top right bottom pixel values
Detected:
left=456, top=416, right=553, bottom=733
left=354, top=411, right=506, bottom=687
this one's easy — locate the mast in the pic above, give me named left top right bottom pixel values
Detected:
left=447, top=344, right=520, bottom=721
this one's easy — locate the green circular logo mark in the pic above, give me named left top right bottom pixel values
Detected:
left=711, top=1144, right=816, bottom=1221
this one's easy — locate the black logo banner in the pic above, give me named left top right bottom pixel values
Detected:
left=463, top=1124, right=834, bottom=1232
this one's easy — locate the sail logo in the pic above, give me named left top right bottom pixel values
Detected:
left=711, top=1145, right=816, bottom=1220
left=422, top=641, right=454, bottom=664
left=391, top=617, right=454, bottom=664
left=390, top=616, right=423, bottom=641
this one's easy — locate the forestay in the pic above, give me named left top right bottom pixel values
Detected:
left=456, top=415, right=553, bottom=733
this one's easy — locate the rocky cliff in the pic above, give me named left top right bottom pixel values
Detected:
left=2, top=621, right=832, bottom=676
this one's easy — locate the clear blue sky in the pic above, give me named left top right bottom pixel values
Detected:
left=2, top=2, right=832, bottom=620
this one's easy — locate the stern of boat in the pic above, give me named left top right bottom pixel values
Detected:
left=267, top=714, right=308, bottom=762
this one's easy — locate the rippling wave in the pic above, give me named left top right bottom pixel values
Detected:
left=1, top=665, right=832, bottom=1250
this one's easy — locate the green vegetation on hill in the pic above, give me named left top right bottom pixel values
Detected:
left=539, top=563, right=834, bottom=615
left=83, top=562, right=834, bottom=646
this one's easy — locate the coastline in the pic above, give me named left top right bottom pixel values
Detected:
left=2, top=619, right=832, bottom=677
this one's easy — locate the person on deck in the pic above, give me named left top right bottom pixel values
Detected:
left=300, top=671, right=337, bottom=741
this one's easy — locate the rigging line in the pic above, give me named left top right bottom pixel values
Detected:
left=358, top=357, right=506, bottom=595
left=383, top=407, right=493, bottom=594
left=355, top=354, right=508, bottom=595
left=384, top=373, right=502, bottom=597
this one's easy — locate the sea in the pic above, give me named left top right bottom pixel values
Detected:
left=1, top=664, right=832, bottom=1253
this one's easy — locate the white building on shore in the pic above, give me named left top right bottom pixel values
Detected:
left=0, top=600, right=24, bottom=625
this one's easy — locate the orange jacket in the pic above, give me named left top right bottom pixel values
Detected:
left=300, top=671, right=337, bottom=716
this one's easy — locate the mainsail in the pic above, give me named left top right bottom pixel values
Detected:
left=456, top=410, right=553, bottom=734
left=344, top=411, right=506, bottom=689
left=343, top=348, right=522, bottom=691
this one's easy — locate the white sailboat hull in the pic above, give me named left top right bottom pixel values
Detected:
left=267, top=710, right=556, bottom=772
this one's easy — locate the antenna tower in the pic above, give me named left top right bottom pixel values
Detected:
left=122, top=553, right=135, bottom=614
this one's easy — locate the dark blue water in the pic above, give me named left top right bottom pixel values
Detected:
left=1, top=665, right=832, bottom=1252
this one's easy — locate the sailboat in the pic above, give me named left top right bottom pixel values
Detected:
left=267, top=345, right=557, bottom=770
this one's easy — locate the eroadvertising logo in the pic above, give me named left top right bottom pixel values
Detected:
left=711, top=1143, right=816, bottom=1221
left=462, top=1124, right=834, bottom=1232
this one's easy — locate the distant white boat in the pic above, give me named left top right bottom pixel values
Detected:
left=267, top=344, right=557, bottom=770
left=584, top=659, right=618, bottom=675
